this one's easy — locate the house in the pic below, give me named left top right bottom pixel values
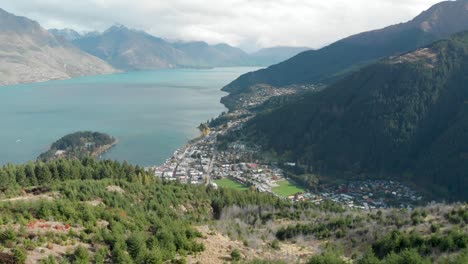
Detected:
left=84, top=142, right=95, bottom=148
left=55, top=150, right=67, bottom=156
left=163, top=170, right=174, bottom=177
left=154, top=170, right=163, bottom=177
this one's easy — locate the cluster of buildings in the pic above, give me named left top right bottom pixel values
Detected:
left=309, top=180, right=423, bottom=209
left=144, top=99, right=293, bottom=192
left=149, top=139, right=212, bottom=185
left=147, top=122, right=424, bottom=210
left=148, top=126, right=424, bottom=210
left=233, top=84, right=316, bottom=109
left=147, top=120, right=288, bottom=193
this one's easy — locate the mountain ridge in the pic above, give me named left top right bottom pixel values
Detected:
left=48, top=28, right=81, bottom=41
left=248, top=46, right=311, bottom=66
left=72, top=24, right=310, bottom=70
left=222, top=0, right=468, bottom=106
left=73, top=25, right=185, bottom=70
left=0, top=8, right=116, bottom=86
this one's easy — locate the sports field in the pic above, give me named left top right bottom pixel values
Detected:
left=272, top=180, right=306, bottom=197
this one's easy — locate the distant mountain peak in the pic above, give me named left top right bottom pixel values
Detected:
left=81, top=31, right=100, bottom=38
left=48, top=28, right=81, bottom=41
left=105, top=24, right=130, bottom=33
left=0, top=8, right=43, bottom=34
left=410, top=0, right=468, bottom=37
left=214, top=43, right=232, bottom=48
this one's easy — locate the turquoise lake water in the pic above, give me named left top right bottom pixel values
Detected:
left=0, top=67, right=258, bottom=166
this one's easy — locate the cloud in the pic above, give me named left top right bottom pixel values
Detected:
left=2, top=0, right=445, bottom=51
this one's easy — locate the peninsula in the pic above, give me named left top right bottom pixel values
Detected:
left=38, top=131, right=117, bottom=162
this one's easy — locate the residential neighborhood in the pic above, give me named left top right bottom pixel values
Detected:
left=308, top=180, right=423, bottom=210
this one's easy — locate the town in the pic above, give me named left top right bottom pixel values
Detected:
left=146, top=85, right=423, bottom=210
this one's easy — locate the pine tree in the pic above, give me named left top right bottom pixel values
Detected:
left=15, top=167, right=27, bottom=187
left=0, top=169, right=9, bottom=188
left=127, top=234, right=146, bottom=260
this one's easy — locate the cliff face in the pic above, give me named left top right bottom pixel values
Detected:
left=0, top=8, right=116, bottom=86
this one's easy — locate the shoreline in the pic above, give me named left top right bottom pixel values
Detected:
left=1, top=67, right=258, bottom=166
left=93, top=138, right=119, bottom=158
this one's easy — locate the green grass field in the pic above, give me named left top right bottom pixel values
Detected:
left=272, top=180, right=306, bottom=197
left=214, top=178, right=249, bottom=191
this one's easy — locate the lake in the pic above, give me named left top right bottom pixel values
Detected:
left=0, top=67, right=258, bottom=166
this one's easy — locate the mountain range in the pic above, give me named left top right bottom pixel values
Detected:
left=71, top=25, right=252, bottom=70
left=70, top=25, right=310, bottom=70
left=0, top=8, right=309, bottom=86
left=0, top=8, right=116, bottom=86
left=222, top=0, right=468, bottom=106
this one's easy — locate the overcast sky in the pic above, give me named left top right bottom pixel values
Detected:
left=2, top=0, right=446, bottom=52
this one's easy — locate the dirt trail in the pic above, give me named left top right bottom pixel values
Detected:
left=1, top=192, right=59, bottom=202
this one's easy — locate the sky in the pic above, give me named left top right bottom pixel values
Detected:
left=1, top=0, right=446, bottom=52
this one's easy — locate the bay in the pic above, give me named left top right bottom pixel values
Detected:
left=0, top=67, right=258, bottom=166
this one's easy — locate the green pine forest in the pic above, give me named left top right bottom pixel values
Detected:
left=0, top=158, right=466, bottom=263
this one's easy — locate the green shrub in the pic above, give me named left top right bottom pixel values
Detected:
left=0, top=228, right=17, bottom=243
left=271, top=239, right=281, bottom=250
left=72, top=245, right=90, bottom=264
left=231, top=249, right=241, bottom=262
left=12, top=248, right=27, bottom=264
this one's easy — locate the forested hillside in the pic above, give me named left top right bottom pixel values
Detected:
left=0, top=158, right=466, bottom=263
left=242, top=32, right=468, bottom=201
left=0, top=158, right=285, bottom=263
